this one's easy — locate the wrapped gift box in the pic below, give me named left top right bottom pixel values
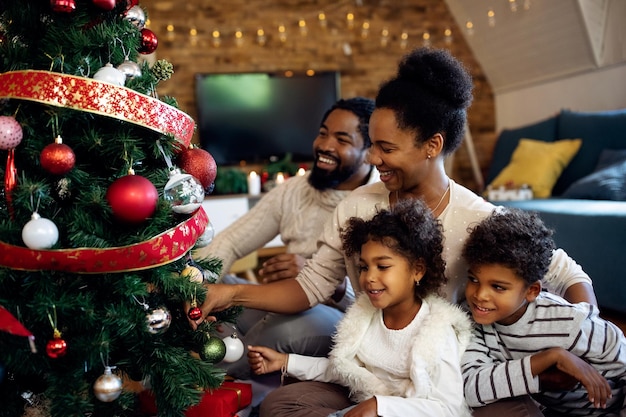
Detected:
left=139, top=381, right=252, bottom=417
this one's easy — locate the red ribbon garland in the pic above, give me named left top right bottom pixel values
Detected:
left=0, top=207, right=209, bottom=274
left=0, top=70, right=195, bottom=146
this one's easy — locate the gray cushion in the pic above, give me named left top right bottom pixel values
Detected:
left=561, top=149, right=626, bottom=201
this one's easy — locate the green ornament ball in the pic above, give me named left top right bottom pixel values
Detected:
left=200, top=336, right=226, bottom=363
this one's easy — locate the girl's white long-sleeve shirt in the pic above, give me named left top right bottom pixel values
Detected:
left=286, top=295, right=473, bottom=417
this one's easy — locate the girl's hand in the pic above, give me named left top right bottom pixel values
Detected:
left=552, top=349, right=612, bottom=409
left=344, top=397, right=378, bottom=417
left=247, top=345, right=288, bottom=375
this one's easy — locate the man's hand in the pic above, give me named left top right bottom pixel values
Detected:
left=258, top=253, right=305, bottom=283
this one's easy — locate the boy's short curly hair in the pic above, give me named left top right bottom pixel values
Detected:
left=463, top=208, right=556, bottom=285
left=340, top=199, right=447, bottom=300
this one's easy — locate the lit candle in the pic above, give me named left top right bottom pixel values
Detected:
left=247, top=171, right=261, bottom=195
left=275, top=172, right=285, bottom=185
left=297, top=167, right=306, bottom=176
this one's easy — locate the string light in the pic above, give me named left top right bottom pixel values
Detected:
left=256, top=27, right=266, bottom=46
left=155, top=2, right=461, bottom=52
left=211, top=29, right=221, bottom=47
left=346, top=12, right=355, bottom=29
left=189, top=27, right=198, bottom=46
left=318, top=11, right=327, bottom=28
left=298, top=18, right=308, bottom=36
left=465, top=20, right=474, bottom=36
left=400, top=30, right=408, bottom=49
left=487, top=8, right=496, bottom=27
left=361, top=20, right=370, bottom=39
left=380, top=27, right=389, bottom=47
left=234, top=28, right=244, bottom=47
left=166, top=23, right=175, bottom=41
left=444, top=28, right=452, bottom=45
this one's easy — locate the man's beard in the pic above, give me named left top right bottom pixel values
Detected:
left=308, top=156, right=363, bottom=191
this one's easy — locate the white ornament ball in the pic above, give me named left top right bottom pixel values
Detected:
left=221, top=333, right=245, bottom=363
left=163, top=169, right=205, bottom=214
left=0, top=115, right=23, bottom=150
left=195, top=222, right=214, bottom=248
left=22, top=212, right=59, bottom=249
left=93, top=63, right=126, bottom=86
left=93, top=366, right=123, bottom=402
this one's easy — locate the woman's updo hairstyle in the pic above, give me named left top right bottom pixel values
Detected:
left=375, top=47, right=473, bottom=155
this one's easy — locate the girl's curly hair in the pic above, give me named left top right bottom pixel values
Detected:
left=340, top=199, right=447, bottom=300
left=463, top=208, right=555, bottom=285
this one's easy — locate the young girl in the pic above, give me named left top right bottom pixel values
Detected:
left=247, top=199, right=472, bottom=417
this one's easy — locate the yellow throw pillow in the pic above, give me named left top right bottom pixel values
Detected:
left=488, top=138, right=582, bottom=198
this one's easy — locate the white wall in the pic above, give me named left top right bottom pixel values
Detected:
left=495, top=63, right=626, bottom=132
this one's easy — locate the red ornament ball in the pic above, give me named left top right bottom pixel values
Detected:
left=138, top=28, right=158, bottom=54
left=106, top=172, right=158, bottom=223
left=92, top=0, right=115, bottom=10
left=40, top=139, right=76, bottom=175
left=46, top=337, right=67, bottom=358
left=187, top=306, right=203, bottom=321
left=50, top=0, right=76, bottom=13
left=176, top=146, right=218, bottom=192
left=118, top=0, right=138, bottom=10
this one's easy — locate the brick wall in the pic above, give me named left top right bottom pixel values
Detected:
left=141, top=0, right=496, bottom=192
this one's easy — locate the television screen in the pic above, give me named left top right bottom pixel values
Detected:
left=195, top=71, right=340, bottom=166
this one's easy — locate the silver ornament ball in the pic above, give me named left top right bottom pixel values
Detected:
left=117, top=60, right=142, bottom=79
left=93, top=367, right=123, bottom=402
left=164, top=169, right=205, bottom=214
left=195, top=221, right=214, bottom=248
left=145, top=306, right=172, bottom=335
left=125, top=5, right=146, bottom=29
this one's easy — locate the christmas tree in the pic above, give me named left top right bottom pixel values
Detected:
left=0, top=1, right=240, bottom=416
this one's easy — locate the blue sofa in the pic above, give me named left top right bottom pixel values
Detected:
left=485, top=109, right=626, bottom=314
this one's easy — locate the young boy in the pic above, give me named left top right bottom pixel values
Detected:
left=461, top=208, right=626, bottom=416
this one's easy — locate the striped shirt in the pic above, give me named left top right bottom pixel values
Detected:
left=461, top=292, right=626, bottom=416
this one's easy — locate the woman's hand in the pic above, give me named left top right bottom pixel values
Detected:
left=185, top=283, right=237, bottom=330
left=344, top=397, right=378, bottom=417
left=258, top=253, right=305, bottom=283
left=247, top=345, right=288, bottom=375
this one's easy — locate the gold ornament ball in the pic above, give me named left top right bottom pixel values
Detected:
left=181, top=265, right=203, bottom=283
left=93, top=367, right=123, bottom=402
left=200, top=336, right=226, bottom=363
